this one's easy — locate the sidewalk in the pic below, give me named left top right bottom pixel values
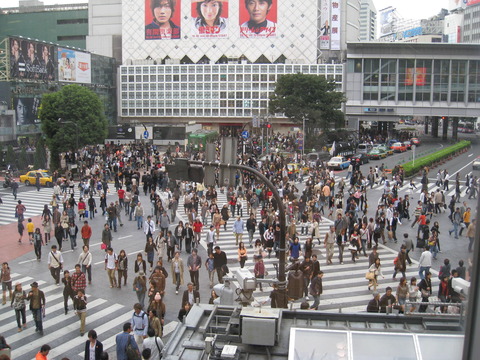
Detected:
left=0, top=214, right=43, bottom=264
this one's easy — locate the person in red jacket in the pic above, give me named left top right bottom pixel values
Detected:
left=81, top=221, right=92, bottom=247
left=192, top=219, right=203, bottom=248
left=118, top=186, right=125, bottom=209
left=78, top=198, right=87, bottom=220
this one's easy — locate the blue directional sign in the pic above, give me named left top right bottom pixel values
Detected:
left=143, top=130, right=149, bottom=139
left=242, top=130, right=249, bottom=139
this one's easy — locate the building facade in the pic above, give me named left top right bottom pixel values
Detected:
left=359, top=0, right=376, bottom=42
left=345, top=42, right=480, bottom=129
left=0, top=3, right=88, bottom=49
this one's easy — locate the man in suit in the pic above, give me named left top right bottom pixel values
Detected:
left=182, top=282, right=200, bottom=307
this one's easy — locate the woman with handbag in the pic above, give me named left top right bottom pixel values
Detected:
left=407, top=277, right=419, bottom=313
left=349, top=229, right=361, bottom=263
left=367, top=258, right=384, bottom=291
left=418, top=271, right=432, bottom=313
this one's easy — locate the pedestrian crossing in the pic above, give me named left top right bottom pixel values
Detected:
left=177, top=192, right=441, bottom=313
left=0, top=272, right=178, bottom=359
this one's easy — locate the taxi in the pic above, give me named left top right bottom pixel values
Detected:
left=390, top=142, right=407, bottom=153
left=287, top=163, right=309, bottom=175
left=327, top=157, right=350, bottom=170
left=19, top=170, right=54, bottom=187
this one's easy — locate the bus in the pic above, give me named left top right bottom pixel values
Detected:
left=187, top=130, right=219, bottom=150
left=458, top=121, right=475, bottom=134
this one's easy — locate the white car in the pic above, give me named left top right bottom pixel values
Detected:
left=473, top=156, right=480, bottom=171
left=327, top=157, right=350, bottom=170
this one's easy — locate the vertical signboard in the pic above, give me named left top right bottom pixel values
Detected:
left=239, top=0, right=277, bottom=38
left=330, top=1, right=341, bottom=50
left=191, top=0, right=229, bottom=38
left=145, top=0, right=182, bottom=39
left=319, top=0, right=330, bottom=49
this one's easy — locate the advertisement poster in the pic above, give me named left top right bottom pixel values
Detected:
left=239, top=0, right=277, bottom=38
left=405, top=68, right=427, bottom=86
left=319, top=0, right=330, bottom=49
left=330, top=1, right=341, bottom=50
left=14, top=97, right=41, bottom=126
left=9, top=38, right=56, bottom=81
left=191, top=0, right=229, bottom=38
left=145, top=0, right=182, bottom=39
left=58, top=48, right=92, bottom=84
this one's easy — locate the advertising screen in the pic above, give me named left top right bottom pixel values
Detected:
left=379, top=7, right=396, bottom=37
left=9, top=37, right=56, bottom=81
left=239, top=0, right=277, bottom=38
left=191, top=0, right=229, bottom=38
left=14, top=96, right=41, bottom=126
left=405, top=68, right=427, bottom=86
left=58, top=48, right=92, bottom=84
left=145, top=0, right=182, bottom=39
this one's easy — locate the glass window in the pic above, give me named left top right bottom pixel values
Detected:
left=433, top=59, right=450, bottom=102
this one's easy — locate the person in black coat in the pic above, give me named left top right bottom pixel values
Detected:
left=84, top=329, right=103, bottom=360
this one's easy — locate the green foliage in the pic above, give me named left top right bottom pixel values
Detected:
left=269, top=73, right=346, bottom=134
left=18, top=147, right=28, bottom=170
left=402, top=141, right=471, bottom=176
left=39, top=84, right=108, bottom=170
left=34, top=137, right=47, bottom=169
left=5, top=145, right=15, bottom=166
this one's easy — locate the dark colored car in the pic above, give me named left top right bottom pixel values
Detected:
left=349, top=153, right=369, bottom=165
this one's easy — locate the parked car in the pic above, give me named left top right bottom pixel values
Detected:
left=391, top=142, right=407, bottom=152
left=376, top=145, right=394, bottom=156
left=349, top=153, right=370, bottom=165
left=357, top=143, right=373, bottom=154
left=19, top=170, right=53, bottom=187
left=404, top=140, right=412, bottom=150
left=411, top=138, right=421, bottom=146
left=327, top=156, right=350, bottom=170
left=367, top=148, right=387, bottom=160
left=473, top=156, right=480, bottom=171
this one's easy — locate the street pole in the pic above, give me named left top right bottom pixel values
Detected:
left=302, top=117, right=305, bottom=159
left=189, top=159, right=288, bottom=308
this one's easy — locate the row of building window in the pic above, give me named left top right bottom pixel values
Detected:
left=121, top=108, right=263, bottom=117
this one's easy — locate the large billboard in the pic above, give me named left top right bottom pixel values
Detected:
left=9, top=38, right=56, bottom=81
left=145, top=0, right=182, bottom=39
left=14, top=96, right=41, bottom=126
left=239, top=0, right=277, bottom=38
left=379, top=7, right=396, bottom=37
left=58, top=48, right=92, bottom=84
left=191, top=0, right=229, bottom=38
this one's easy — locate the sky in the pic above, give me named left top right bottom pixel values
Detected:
left=2, top=0, right=452, bottom=20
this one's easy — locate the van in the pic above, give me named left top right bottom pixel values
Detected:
left=357, top=143, right=373, bottom=154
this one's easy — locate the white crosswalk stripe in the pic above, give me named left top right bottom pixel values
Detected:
left=176, top=191, right=442, bottom=312
left=0, top=272, right=164, bottom=359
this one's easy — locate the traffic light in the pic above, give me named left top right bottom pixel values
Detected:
left=266, top=123, right=271, bottom=129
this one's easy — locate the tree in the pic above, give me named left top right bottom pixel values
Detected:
left=5, top=145, right=15, bottom=166
left=269, top=74, right=346, bottom=149
left=34, top=136, right=47, bottom=169
left=39, top=84, right=108, bottom=170
left=18, top=147, right=28, bottom=170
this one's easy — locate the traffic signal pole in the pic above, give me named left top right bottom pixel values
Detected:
left=188, top=159, right=289, bottom=308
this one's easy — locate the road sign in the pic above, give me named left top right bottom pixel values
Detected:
left=143, top=130, right=149, bottom=139
left=242, top=131, right=249, bottom=139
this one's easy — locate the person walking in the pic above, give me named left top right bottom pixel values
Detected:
left=62, top=270, right=75, bottom=314
left=116, top=322, right=140, bottom=360
left=102, top=223, right=113, bottom=251
left=324, top=226, right=336, bottom=265
left=117, top=249, right=128, bottom=288
left=187, top=249, right=202, bottom=289
left=246, top=213, right=257, bottom=248
left=27, top=282, right=45, bottom=335
left=449, top=207, right=462, bottom=239
left=233, top=216, right=244, bottom=246
left=78, top=245, right=93, bottom=285
left=1, top=262, right=12, bottom=305
left=84, top=329, right=103, bottom=360
left=205, top=252, right=215, bottom=289
left=213, top=246, right=227, bottom=284
left=74, top=289, right=87, bottom=336
left=238, top=242, right=248, bottom=269
left=47, top=245, right=63, bottom=286
left=144, top=216, right=156, bottom=242
left=253, top=255, right=266, bottom=291
left=35, top=344, right=51, bottom=360
left=104, top=247, right=118, bottom=288
left=71, top=264, right=87, bottom=295
left=367, top=258, right=384, bottom=291
left=418, top=246, right=433, bottom=280
left=81, top=221, right=92, bottom=247
left=392, top=246, right=407, bottom=279
left=418, top=271, right=432, bottom=313
left=467, top=219, right=476, bottom=253
left=11, top=282, right=27, bottom=332
left=171, top=251, right=184, bottom=295
left=144, top=237, right=157, bottom=271
left=142, top=328, right=164, bottom=360
left=131, top=303, right=149, bottom=346
left=133, top=271, right=147, bottom=309
left=309, top=271, right=324, bottom=310
left=135, top=202, right=145, bottom=230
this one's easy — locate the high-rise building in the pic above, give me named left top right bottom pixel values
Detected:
left=359, top=0, right=376, bottom=41
left=462, top=1, right=480, bottom=43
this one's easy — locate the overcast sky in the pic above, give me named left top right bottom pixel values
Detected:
left=2, top=0, right=451, bottom=20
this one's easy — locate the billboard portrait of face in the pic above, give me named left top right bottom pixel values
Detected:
left=239, top=0, right=277, bottom=38
left=192, top=0, right=229, bottom=38
left=58, top=48, right=77, bottom=82
left=14, top=97, right=40, bottom=126
left=9, top=38, right=26, bottom=79
left=145, top=0, right=181, bottom=40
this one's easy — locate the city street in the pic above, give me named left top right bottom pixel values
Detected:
left=0, top=137, right=477, bottom=359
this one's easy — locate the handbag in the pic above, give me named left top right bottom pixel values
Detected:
left=347, top=244, right=357, bottom=251
left=421, top=289, right=430, bottom=298
left=126, top=335, right=140, bottom=360
left=365, top=271, right=375, bottom=280
left=101, top=243, right=107, bottom=250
